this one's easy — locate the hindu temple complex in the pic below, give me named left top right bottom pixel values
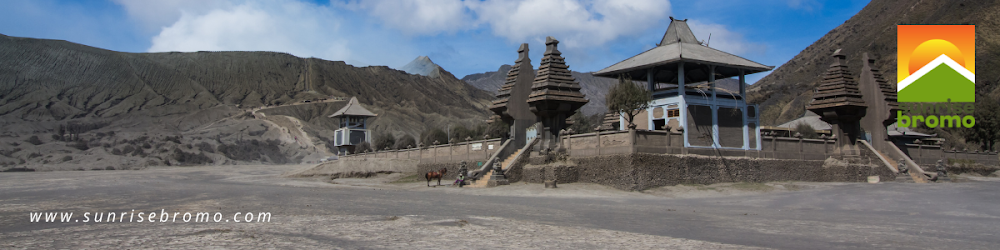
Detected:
left=329, top=17, right=997, bottom=190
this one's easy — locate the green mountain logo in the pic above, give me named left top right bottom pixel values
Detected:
left=898, top=54, right=975, bottom=102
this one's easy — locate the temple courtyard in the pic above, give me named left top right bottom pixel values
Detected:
left=2, top=165, right=999, bottom=249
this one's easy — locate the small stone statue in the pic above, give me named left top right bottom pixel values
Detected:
left=493, top=161, right=502, bottom=173
left=935, top=160, right=947, bottom=177
left=454, top=161, right=469, bottom=188
left=459, top=161, right=469, bottom=176
left=898, top=158, right=908, bottom=175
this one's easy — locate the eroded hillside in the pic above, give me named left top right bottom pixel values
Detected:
left=0, top=34, right=492, bottom=170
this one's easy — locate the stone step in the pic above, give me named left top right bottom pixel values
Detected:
left=893, top=174, right=915, bottom=183
left=468, top=148, right=523, bottom=188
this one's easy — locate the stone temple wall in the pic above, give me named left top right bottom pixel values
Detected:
left=521, top=153, right=897, bottom=191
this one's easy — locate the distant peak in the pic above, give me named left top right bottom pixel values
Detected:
left=400, top=56, right=443, bottom=77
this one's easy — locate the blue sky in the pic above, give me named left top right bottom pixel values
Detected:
left=0, top=0, right=870, bottom=84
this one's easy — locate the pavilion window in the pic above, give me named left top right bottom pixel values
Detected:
left=653, top=119, right=666, bottom=131
left=666, top=109, right=680, bottom=118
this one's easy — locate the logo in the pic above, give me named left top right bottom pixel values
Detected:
left=896, top=25, right=976, bottom=128
left=897, top=25, right=975, bottom=102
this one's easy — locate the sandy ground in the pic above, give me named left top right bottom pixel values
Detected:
left=2, top=164, right=1000, bottom=249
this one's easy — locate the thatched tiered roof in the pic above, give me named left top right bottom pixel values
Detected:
left=526, top=37, right=588, bottom=116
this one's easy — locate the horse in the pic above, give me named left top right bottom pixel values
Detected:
left=425, top=168, right=447, bottom=187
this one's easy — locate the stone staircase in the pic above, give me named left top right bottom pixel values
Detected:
left=467, top=148, right=522, bottom=188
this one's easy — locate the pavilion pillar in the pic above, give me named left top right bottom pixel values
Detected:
left=678, top=62, right=687, bottom=148
left=647, top=67, right=656, bottom=92
left=710, top=66, right=717, bottom=103
left=740, top=69, right=749, bottom=150
left=677, top=63, right=685, bottom=97
left=738, top=69, right=746, bottom=99
left=710, top=66, right=719, bottom=148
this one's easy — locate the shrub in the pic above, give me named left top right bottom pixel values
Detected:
left=61, top=156, right=73, bottom=162
left=248, top=128, right=267, bottom=136
left=27, top=152, right=42, bottom=159
left=172, top=148, right=214, bottom=165
left=0, top=148, right=21, bottom=157
left=26, top=136, right=43, bottom=145
left=111, top=148, right=123, bottom=155
left=373, top=132, right=396, bottom=151
left=354, top=141, right=372, bottom=154
left=196, top=142, right=215, bottom=153
left=121, top=145, right=136, bottom=155
left=217, top=139, right=289, bottom=163
left=795, top=123, right=819, bottom=139
left=419, top=128, right=448, bottom=147
left=131, top=148, right=147, bottom=157
left=163, top=136, right=181, bottom=144
left=70, top=140, right=90, bottom=151
left=394, top=134, right=417, bottom=149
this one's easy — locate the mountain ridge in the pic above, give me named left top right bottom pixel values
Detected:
left=747, top=0, right=1000, bottom=126
left=0, top=33, right=493, bottom=170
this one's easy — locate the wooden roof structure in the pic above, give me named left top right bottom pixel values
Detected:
left=807, top=49, right=866, bottom=111
left=593, top=17, right=773, bottom=83
left=327, top=96, right=377, bottom=118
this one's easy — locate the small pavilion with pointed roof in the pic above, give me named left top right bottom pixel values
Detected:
left=328, top=96, right=377, bottom=154
left=593, top=17, right=773, bottom=150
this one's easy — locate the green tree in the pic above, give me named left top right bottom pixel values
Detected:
left=448, top=124, right=482, bottom=142
left=606, top=75, right=651, bottom=129
left=965, top=97, right=1000, bottom=151
left=484, top=120, right=509, bottom=139
left=567, top=111, right=594, bottom=134
left=420, top=128, right=448, bottom=147
left=372, top=131, right=396, bottom=151
left=394, top=134, right=417, bottom=149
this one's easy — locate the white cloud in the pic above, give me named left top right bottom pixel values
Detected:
left=466, top=0, right=671, bottom=48
left=112, top=0, right=233, bottom=32
left=344, top=0, right=473, bottom=35
left=785, top=0, right=820, bottom=12
left=344, top=0, right=671, bottom=48
left=687, top=20, right=765, bottom=56
left=147, top=1, right=351, bottom=61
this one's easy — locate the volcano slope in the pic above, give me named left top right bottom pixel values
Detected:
left=0, top=33, right=492, bottom=171
left=748, top=0, right=1000, bottom=127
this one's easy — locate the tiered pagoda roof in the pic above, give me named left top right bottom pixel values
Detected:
left=807, top=49, right=866, bottom=111
left=488, top=44, right=530, bottom=115
left=526, top=37, right=588, bottom=115
left=866, top=55, right=899, bottom=111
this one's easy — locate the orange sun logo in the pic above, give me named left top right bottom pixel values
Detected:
left=898, top=25, right=976, bottom=81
